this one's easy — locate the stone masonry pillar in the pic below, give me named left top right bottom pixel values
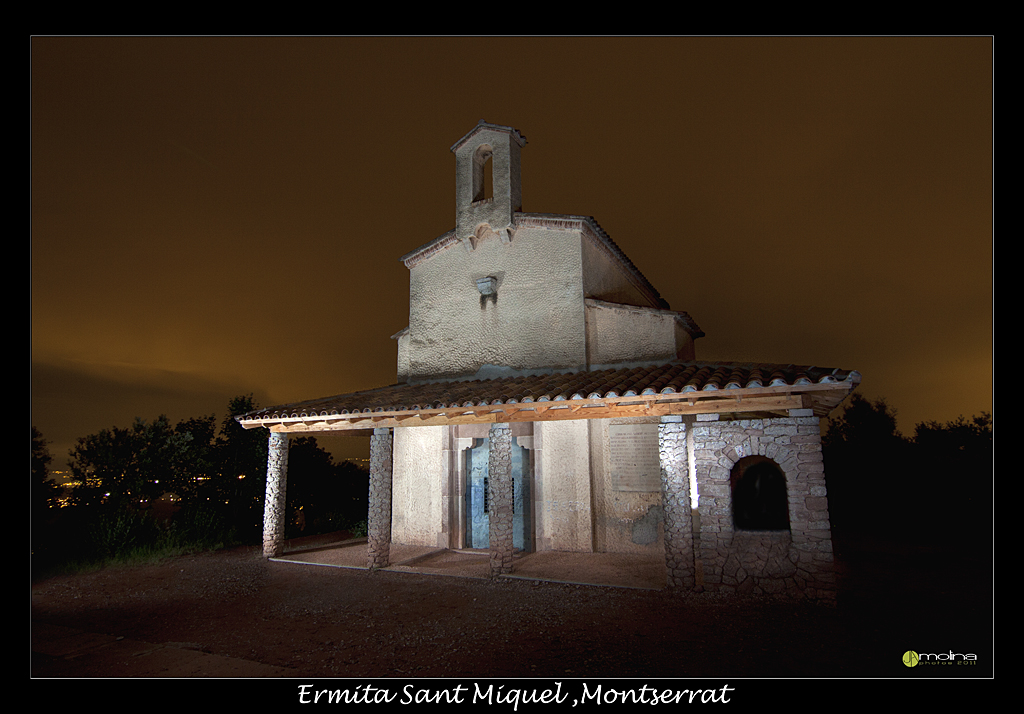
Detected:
left=488, top=422, right=514, bottom=576
left=659, top=417, right=696, bottom=589
left=367, top=427, right=394, bottom=569
left=262, top=431, right=289, bottom=558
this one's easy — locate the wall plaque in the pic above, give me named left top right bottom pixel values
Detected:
left=609, top=424, right=660, bottom=492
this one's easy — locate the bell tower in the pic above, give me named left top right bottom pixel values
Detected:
left=451, top=121, right=526, bottom=251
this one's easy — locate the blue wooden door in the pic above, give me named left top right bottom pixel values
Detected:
left=465, top=438, right=532, bottom=551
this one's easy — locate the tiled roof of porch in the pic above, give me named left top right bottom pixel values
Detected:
left=237, top=361, right=861, bottom=434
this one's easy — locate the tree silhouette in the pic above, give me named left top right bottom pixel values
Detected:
left=68, top=415, right=197, bottom=511
left=823, top=393, right=912, bottom=534
left=32, top=427, right=58, bottom=508
left=824, top=393, right=992, bottom=546
left=168, top=415, right=217, bottom=505
left=32, top=427, right=62, bottom=557
left=210, top=394, right=269, bottom=541
left=912, top=412, right=992, bottom=536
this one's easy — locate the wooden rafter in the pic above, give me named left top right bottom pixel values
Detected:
left=248, top=382, right=854, bottom=435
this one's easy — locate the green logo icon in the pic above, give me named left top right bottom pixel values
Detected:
left=903, top=651, right=920, bottom=667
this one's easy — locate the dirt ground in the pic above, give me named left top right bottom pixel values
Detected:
left=31, top=531, right=993, bottom=685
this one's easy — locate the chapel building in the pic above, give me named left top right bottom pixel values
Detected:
left=239, top=122, right=860, bottom=599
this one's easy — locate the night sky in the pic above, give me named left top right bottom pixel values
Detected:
left=31, top=37, right=992, bottom=468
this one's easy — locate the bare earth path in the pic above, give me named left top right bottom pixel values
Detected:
left=31, top=533, right=992, bottom=688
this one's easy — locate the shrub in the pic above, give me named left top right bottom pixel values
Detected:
left=89, top=510, right=160, bottom=561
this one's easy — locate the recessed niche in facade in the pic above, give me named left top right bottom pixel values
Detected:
left=730, top=456, right=790, bottom=531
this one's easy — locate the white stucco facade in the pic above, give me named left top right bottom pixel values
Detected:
left=401, top=224, right=588, bottom=381
left=389, top=122, right=703, bottom=555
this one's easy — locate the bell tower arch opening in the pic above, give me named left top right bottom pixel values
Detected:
left=472, top=144, right=493, bottom=203
left=452, top=121, right=526, bottom=251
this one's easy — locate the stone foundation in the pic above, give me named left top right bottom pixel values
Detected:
left=720, top=530, right=797, bottom=595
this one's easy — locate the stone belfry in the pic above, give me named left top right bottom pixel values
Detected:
left=451, top=120, right=526, bottom=251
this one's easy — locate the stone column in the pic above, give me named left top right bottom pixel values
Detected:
left=488, top=422, right=514, bottom=576
left=262, top=431, right=289, bottom=558
left=692, top=414, right=726, bottom=591
left=659, top=417, right=696, bottom=589
left=367, top=427, right=394, bottom=569
left=785, top=413, right=837, bottom=602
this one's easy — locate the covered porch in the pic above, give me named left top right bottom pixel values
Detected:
left=238, top=360, right=860, bottom=597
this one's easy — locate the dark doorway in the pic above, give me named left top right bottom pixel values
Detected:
left=730, top=456, right=790, bottom=531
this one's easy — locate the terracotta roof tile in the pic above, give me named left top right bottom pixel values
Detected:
left=239, top=361, right=861, bottom=424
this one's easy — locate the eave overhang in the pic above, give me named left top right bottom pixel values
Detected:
left=236, top=362, right=861, bottom=436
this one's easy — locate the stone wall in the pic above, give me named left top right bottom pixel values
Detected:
left=692, top=414, right=836, bottom=601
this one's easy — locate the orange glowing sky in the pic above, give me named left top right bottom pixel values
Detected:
left=31, top=37, right=992, bottom=466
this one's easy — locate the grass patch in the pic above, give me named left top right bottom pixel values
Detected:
left=32, top=504, right=240, bottom=581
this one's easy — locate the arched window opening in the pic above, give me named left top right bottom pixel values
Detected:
left=730, top=456, right=789, bottom=531
left=472, top=144, right=493, bottom=203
